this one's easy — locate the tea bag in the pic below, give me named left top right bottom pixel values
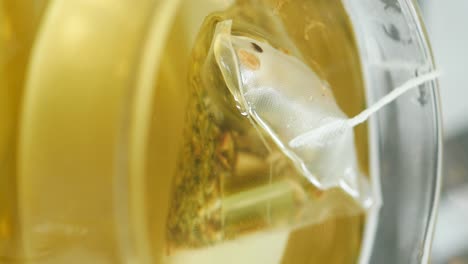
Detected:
left=213, top=20, right=372, bottom=207
left=166, top=11, right=439, bottom=251
left=212, top=20, right=440, bottom=209
left=166, top=12, right=366, bottom=249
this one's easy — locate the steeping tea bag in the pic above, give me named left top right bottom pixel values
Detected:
left=166, top=9, right=439, bottom=251
left=212, top=20, right=440, bottom=209
left=213, top=20, right=372, bottom=207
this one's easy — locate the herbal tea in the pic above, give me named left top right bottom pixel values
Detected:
left=0, top=2, right=48, bottom=261
left=153, top=0, right=371, bottom=263
left=0, top=0, right=440, bottom=263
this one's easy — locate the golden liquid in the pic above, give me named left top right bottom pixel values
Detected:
left=155, top=0, right=369, bottom=263
left=0, top=0, right=369, bottom=263
left=0, top=1, right=48, bottom=261
left=4, top=1, right=169, bottom=263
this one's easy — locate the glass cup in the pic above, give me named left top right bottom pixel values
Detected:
left=0, top=0, right=441, bottom=263
left=345, top=0, right=442, bottom=263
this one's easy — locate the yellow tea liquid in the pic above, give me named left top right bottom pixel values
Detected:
left=0, top=1, right=48, bottom=261
left=0, top=0, right=370, bottom=263
left=153, top=0, right=370, bottom=263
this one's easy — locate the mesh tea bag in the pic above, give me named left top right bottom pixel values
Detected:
left=213, top=20, right=372, bottom=207
left=212, top=20, right=440, bottom=210
left=166, top=14, right=369, bottom=249
left=166, top=12, right=439, bottom=251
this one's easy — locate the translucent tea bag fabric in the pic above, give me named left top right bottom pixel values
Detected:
left=211, top=20, right=440, bottom=210
left=212, top=20, right=373, bottom=208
